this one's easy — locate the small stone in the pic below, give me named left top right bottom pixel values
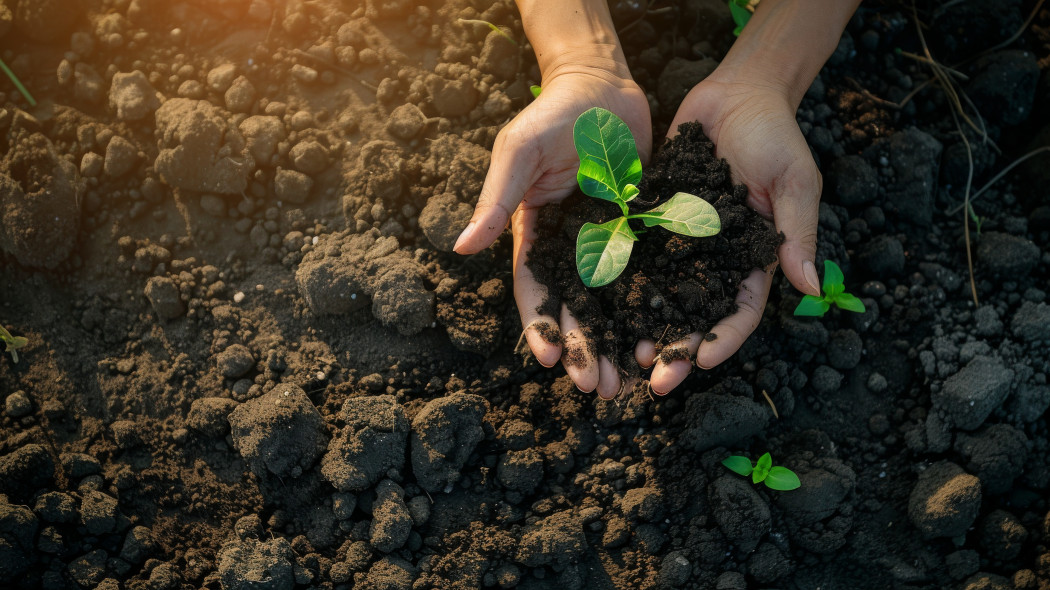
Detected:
left=225, top=76, right=256, bottom=113
left=4, top=390, right=32, bottom=417
left=206, top=63, right=237, bottom=93
left=144, top=276, right=184, bottom=320
left=289, top=140, right=329, bottom=175
left=108, top=70, right=161, bottom=121
left=908, top=461, right=981, bottom=539
left=104, top=136, right=140, bottom=177
left=386, top=104, right=427, bottom=139
left=274, top=168, right=314, bottom=204
left=216, top=344, right=254, bottom=378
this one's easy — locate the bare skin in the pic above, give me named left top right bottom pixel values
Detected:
left=457, top=0, right=862, bottom=396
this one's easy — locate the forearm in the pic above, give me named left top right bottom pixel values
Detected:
left=717, top=0, right=862, bottom=107
left=515, top=0, right=632, bottom=81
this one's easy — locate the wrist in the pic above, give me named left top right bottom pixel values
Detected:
left=516, top=0, right=632, bottom=83
left=713, top=0, right=860, bottom=108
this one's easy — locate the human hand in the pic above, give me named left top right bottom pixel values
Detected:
left=453, top=59, right=651, bottom=398
left=642, top=74, right=822, bottom=394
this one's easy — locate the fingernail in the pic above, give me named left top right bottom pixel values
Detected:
left=453, top=221, right=476, bottom=253
left=803, top=260, right=821, bottom=296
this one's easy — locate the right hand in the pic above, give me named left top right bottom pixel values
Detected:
left=453, top=57, right=651, bottom=398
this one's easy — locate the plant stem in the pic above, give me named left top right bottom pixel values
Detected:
left=0, top=57, right=37, bottom=107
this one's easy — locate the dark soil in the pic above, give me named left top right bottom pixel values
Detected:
left=528, top=122, right=781, bottom=374
left=1, top=1, right=1050, bottom=590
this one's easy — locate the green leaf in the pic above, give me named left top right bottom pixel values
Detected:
left=622, top=184, right=639, bottom=203
left=727, top=0, right=751, bottom=36
left=826, top=282, right=844, bottom=298
left=576, top=218, right=638, bottom=288
left=793, top=295, right=830, bottom=317
left=721, top=455, right=753, bottom=477
left=529, top=85, right=541, bottom=98
left=752, top=452, right=772, bottom=483
left=638, top=192, right=721, bottom=237
left=833, top=292, right=867, bottom=313
left=822, top=260, right=844, bottom=292
left=573, top=107, right=643, bottom=204
left=764, top=466, right=802, bottom=491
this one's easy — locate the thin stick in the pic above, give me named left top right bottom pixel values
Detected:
left=896, top=49, right=969, bottom=81
left=0, top=57, right=36, bottom=107
left=761, top=389, right=779, bottom=419
left=974, top=0, right=1046, bottom=58
left=948, top=146, right=1050, bottom=215
left=947, top=106, right=980, bottom=307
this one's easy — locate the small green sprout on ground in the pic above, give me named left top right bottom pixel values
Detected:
left=793, top=260, right=866, bottom=317
left=529, top=85, right=542, bottom=98
left=573, top=107, right=721, bottom=287
left=727, top=0, right=755, bottom=36
left=722, top=452, right=801, bottom=491
left=0, top=325, right=28, bottom=363
left=457, top=19, right=517, bottom=45
left=0, top=57, right=37, bottom=107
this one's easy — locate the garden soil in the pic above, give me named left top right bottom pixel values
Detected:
left=1, top=1, right=1049, bottom=589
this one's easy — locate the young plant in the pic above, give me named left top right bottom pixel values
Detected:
left=573, top=107, right=721, bottom=287
left=0, top=57, right=37, bottom=107
left=0, top=325, right=27, bottom=363
left=793, top=260, right=866, bottom=317
left=722, top=452, right=801, bottom=491
left=529, top=85, right=542, bottom=98
left=727, top=0, right=754, bottom=36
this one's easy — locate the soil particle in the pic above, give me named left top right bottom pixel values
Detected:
left=1010, top=301, right=1050, bottom=342
left=959, top=572, right=1013, bottom=590
left=708, top=475, right=770, bottom=553
left=425, top=74, right=479, bottom=118
left=908, top=461, right=982, bottom=539
left=410, top=393, right=489, bottom=492
left=979, top=510, right=1028, bottom=561
left=216, top=344, right=255, bottom=378
left=322, top=395, right=409, bottom=492
left=620, top=486, right=665, bottom=522
left=3, top=390, right=31, bottom=418
left=103, top=135, right=140, bottom=178
left=0, top=132, right=81, bottom=269
left=364, top=555, right=418, bottom=590
left=217, top=535, right=295, bottom=590
left=0, top=495, right=36, bottom=578
left=678, top=386, right=771, bottom=451
left=934, top=356, right=1014, bottom=430
left=827, top=329, right=863, bottom=370
left=826, top=154, right=878, bottom=207
left=289, top=140, right=330, bottom=175
left=775, top=457, right=857, bottom=554
left=976, top=232, right=1041, bottom=278
left=857, top=234, right=906, bottom=276
left=153, top=98, right=253, bottom=194
left=435, top=288, right=504, bottom=354
left=954, top=424, right=1028, bottom=495
left=370, top=479, right=412, bottom=552
left=108, top=70, right=162, bottom=122
left=80, top=490, right=120, bottom=535
left=419, top=192, right=472, bottom=251
left=967, top=50, right=1040, bottom=127
left=74, top=62, right=105, bottom=103
left=186, top=397, right=238, bottom=438
left=478, top=30, right=520, bottom=80
left=274, top=168, right=314, bottom=205
left=0, top=444, right=54, bottom=502
left=228, top=383, right=327, bottom=478
left=371, top=260, right=436, bottom=335
left=496, top=448, right=544, bottom=494
left=143, top=276, right=185, bottom=320
left=515, top=509, right=586, bottom=570
left=240, top=115, right=287, bottom=165
left=864, top=128, right=941, bottom=228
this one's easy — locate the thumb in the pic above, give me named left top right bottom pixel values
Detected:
left=453, top=128, right=540, bottom=255
left=770, top=157, right=822, bottom=297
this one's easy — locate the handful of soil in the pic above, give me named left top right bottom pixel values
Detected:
left=527, top=122, right=781, bottom=375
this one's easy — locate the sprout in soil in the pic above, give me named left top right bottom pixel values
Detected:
left=793, top=260, right=866, bottom=317
left=0, top=324, right=28, bottom=363
left=0, top=57, right=37, bottom=107
left=722, top=452, right=801, bottom=491
left=573, top=107, right=721, bottom=287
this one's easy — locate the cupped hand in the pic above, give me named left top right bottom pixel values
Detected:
left=643, top=75, right=823, bottom=394
left=453, top=61, right=651, bottom=398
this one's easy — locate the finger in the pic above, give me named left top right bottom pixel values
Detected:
left=650, top=333, right=702, bottom=395
left=635, top=340, right=656, bottom=369
left=454, top=125, right=541, bottom=254
left=596, top=356, right=621, bottom=400
left=560, top=305, right=599, bottom=393
left=696, top=268, right=773, bottom=369
left=770, top=153, right=822, bottom=296
left=512, top=208, right=561, bottom=367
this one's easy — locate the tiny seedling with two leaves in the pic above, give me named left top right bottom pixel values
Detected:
left=793, top=260, right=866, bottom=317
left=0, top=325, right=28, bottom=363
left=573, top=107, right=721, bottom=287
left=722, top=452, right=801, bottom=491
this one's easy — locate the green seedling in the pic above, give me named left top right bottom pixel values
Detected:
left=966, top=202, right=984, bottom=235
left=727, top=0, right=753, bottom=36
left=573, top=107, right=721, bottom=287
left=793, top=260, right=866, bottom=317
left=529, top=84, right=542, bottom=98
left=722, top=452, right=801, bottom=491
left=457, top=19, right=517, bottom=45
left=0, top=57, right=37, bottom=107
left=0, top=325, right=28, bottom=363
